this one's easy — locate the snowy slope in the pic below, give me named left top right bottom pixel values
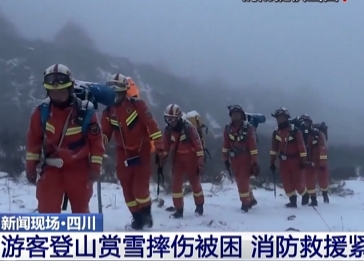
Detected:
left=0, top=174, right=363, bottom=232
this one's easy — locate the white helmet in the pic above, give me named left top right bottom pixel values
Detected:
left=43, top=63, right=73, bottom=90
left=164, top=104, right=183, bottom=118
left=106, top=73, right=129, bottom=92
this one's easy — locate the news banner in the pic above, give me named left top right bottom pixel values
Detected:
left=1, top=214, right=364, bottom=260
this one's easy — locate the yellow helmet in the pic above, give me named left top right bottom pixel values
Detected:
left=106, top=73, right=129, bottom=92
left=43, top=63, right=73, bottom=90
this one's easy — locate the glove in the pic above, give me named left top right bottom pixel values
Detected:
left=26, top=171, right=37, bottom=185
left=250, top=163, right=260, bottom=177
left=269, top=163, right=276, bottom=172
left=224, top=160, right=230, bottom=170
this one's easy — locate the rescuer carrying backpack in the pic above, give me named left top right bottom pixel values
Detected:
left=183, top=110, right=211, bottom=162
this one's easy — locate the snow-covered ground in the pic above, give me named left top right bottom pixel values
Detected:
left=0, top=176, right=363, bottom=232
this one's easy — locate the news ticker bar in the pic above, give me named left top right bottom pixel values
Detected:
left=0, top=232, right=363, bottom=260
left=0, top=214, right=103, bottom=232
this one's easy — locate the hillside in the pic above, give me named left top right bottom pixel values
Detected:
left=0, top=15, right=363, bottom=181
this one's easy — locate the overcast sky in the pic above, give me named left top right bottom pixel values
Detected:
left=1, top=0, right=364, bottom=143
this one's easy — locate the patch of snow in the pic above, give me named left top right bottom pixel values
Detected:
left=205, top=113, right=221, bottom=129
left=28, top=73, right=35, bottom=86
left=133, top=70, right=158, bottom=107
left=6, top=58, right=25, bottom=68
left=1, top=174, right=362, bottom=232
left=110, top=64, right=119, bottom=69
left=25, top=47, right=35, bottom=51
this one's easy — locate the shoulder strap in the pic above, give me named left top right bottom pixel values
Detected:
left=77, top=99, right=95, bottom=135
left=39, top=102, right=50, bottom=133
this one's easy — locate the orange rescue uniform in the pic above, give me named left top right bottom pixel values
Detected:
left=163, top=121, right=205, bottom=210
left=305, top=129, right=329, bottom=194
left=101, top=97, right=163, bottom=213
left=222, top=122, right=258, bottom=206
left=26, top=99, right=105, bottom=213
left=126, top=77, right=155, bottom=153
left=270, top=125, right=307, bottom=197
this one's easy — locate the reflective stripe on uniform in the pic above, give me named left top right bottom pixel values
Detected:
left=90, top=155, right=103, bottom=165
left=135, top=197, right=151, bottom=204
left=126, top=201, right=137, bottom=207
left=239, top=192, right=250, bottom=198
left=150, top=131, right=162, bottom=140
left=172, top=192, right=183, bottom=198
left=45, top=122, right=55, bottom=134
left=65, top=127, right=82, bottom=136
left=26, top=152, right=40, bottom=161
left=106, top=117, right=119, bottom=127
left=196, top=151, right=204, bottom=157
left=126, top=111, right=138, bottom=126
left=275, top=135, right=282, bottom=142
left=250, top=149, right=258, bottom=155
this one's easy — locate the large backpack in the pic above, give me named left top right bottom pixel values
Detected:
left=73, top=80, right=116, bottom=110
left=312, top=122, right=328, bottom=141
left=290, top=117, right=328, bottom=141
left=246, top=113, right=266, bottom=129
left=182, top=111, right=208, bottom=146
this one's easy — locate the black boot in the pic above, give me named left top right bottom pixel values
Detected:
left=241, top=203, right=249, bottom=213
left=249, top=199, right=258, bottom=209
left=170, top=208, right=183, bottom=219
left=323, top=191, right=329, bottom=203
left=141, top=205, right=153, bottom=228
left=301, top=192, right=309, bottom=206
left=285, top=195, right=297, bottom=208
left=195, top=204, right=204, bottom=216
left=308, top=194, right=318, bottom=207
left=130, top=212, right=144, bottom=230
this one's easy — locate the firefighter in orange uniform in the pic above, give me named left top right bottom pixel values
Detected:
left=162, top=104, right=205, bottom=219
left=299, top=114, right=329, bottom=206
left=25, top=63, right=105, bottom=213
left=101, top=73, right=164, bottom=230
left=222, top=105, right=260, bottom=212
left=126, top=76, right=155, bottom=153
left=270, top=107, right=309, bottom=208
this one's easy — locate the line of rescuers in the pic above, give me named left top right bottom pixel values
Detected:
left=25, top=64, right=206, bottom=231
left=222, top=106, right=329, bottom=211
left=25, top=63, right=328, bottom=232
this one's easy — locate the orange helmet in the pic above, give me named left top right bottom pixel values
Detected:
left=126, top=77, right=140, bottom=98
